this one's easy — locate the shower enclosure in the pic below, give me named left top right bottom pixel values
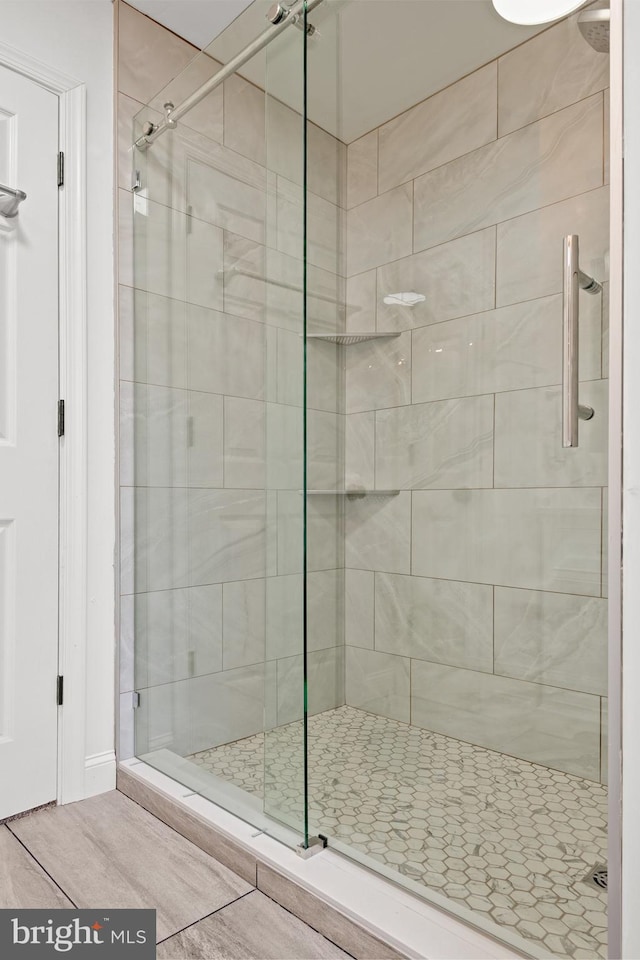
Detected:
left=124, top=2, right=611, bottom=956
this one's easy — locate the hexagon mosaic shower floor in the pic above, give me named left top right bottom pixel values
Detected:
left=189, top=705, right=607, bottom=959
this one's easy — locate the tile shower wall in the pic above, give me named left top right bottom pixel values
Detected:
left=117, top=2, right=346, bottom=760
left=343, top=13, right=609, bottom=782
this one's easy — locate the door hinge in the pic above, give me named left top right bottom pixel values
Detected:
left=56, top=676, right=64, bottom=706
left=57, top=151, right=64, bottom=188
left=57, top=399, right=65, bottom=437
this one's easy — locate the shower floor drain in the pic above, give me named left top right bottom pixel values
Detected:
left=585, top=865, right=608, bottom=890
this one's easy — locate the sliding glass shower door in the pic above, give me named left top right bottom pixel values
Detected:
left=303, top=3, right=610, bottom=958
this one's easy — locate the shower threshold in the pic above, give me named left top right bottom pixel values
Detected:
left=188, top=706, right=607, bottom=960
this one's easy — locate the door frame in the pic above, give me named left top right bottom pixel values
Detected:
left=0, top=40, right=89, bottom=807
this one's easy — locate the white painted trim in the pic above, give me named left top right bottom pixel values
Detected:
left=0, top=40, right=90, bottom=805
left=121, top=759, right=526, bottom=960
left=84, top=751, right=117, bottom=799
left=57, top=82, right=89, bottom=804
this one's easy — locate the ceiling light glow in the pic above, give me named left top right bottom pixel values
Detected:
left=492, top=0, right=587, bottom=25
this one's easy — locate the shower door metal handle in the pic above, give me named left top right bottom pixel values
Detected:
left=562, top=234, right=599, bottom=448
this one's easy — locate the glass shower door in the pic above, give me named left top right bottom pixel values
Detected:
left=262, top=4, right=308, bottom=842
left=304, top=2, right=610, bottom=957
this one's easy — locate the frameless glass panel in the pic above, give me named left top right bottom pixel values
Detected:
left=304, top=2, right=609, bottom=957
left=262, top=5, right=308, bottom=840
left=130, top=7, right=308, bottom=848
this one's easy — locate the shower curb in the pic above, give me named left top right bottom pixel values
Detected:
left=116, top=761, right=530, bottom=960
left=117, top=764, right=407, bottom=960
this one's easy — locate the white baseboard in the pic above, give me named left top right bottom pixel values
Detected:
left=84, top=750, right=116, bottom=798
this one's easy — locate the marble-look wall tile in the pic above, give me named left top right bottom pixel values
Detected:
left=134, top=196, right=224, bottom=310
left=118, top=1, right=195, bottom=104
left=347, top=183, right=413, bottom=277
left=602, top=487, right=608, bottom=599
left=375, top=396, right=494, bottom=490
left=375, top=574, right=493, bottom=673
left=308, top=122, right=347, bottom=208
left=119, top=380, right=134, bottom=487
left=308, top=411, right=343, bottom=491
left=346, top=332, right=411, bottom=414
left=276, top=177, right=343, bottom=276
left=494, top=380, right=609, bottom=488
left=120, top=487, right=135, bottom=596
left=265, top=405, right=341, bottom=492
left=266, top=96, right=303, bottom=186
left=134, top=585, right=223, bottom=689
left=412, top=294, right=601, bottom=404
left=149, top=53, right=224, bottom=147
left=187, top=391, right=225, bottom=488
left=496, top=187, right=609, bottom=307
left=191, top=664, right=264, bottom=753
left=378, top=63, right=497, bottom=194
left=120, top=595, right=135, bottom=694
left=412, top=296, right=559, bottom=403
left=412, top=488, right=602, bottom=596
left=266, top=574, right=303, bottom=661
left=118, top=692, right=135, bottom=761
left=222, top=579, right=266, bottom=670
left=345, top=493, right=411, bottom=574
left=498, top=14, right=609, bottom=137
left=347, top=131, right=378, bottom=209
left=494, top=587, right=607, bottom=696
left=131, top=383, right=185, bottom=487
left=118, top=189, right=134, bottom=288
left=187, top=152, right=266, bottom=246
left=276, top=492, right=342, bottom=576
left=119, top=285, right=135, bottom=383
left=266, top=403, right=302, bottom=491
left=410, top=660, right=601, bottom=780
left=224, top=74, right=266, bottom=166
left=224, top=397, right=265, bottom=489
left=345, top=569, right=374, bottom=649
left=376, top=228, right=496, bottom=332
left=601, top=697, right=608, bottom=785
left=222, top=236, right=344, bottom=334
left=187, top=306, right=264, bottom=401
left=308, top=569, right=343, bottom=652
left=131, top=384, right=224, bottom=489
left=136, top=677, right=192, bottom=757
left=346, top=412, right=375, bottom=491
left=307, top=340, right=342, bottom=414
left=265, top=97, right=345, bottom=207
left=413, top=95, right=603, bottom=253
left=135, top=487, right=189, bottom=593
left=188, top=490, right=265, bottom=586
left=345, top=271, right=376, bottom=333
left=604, top=88, right=610, bottom=186
left=345, top=647, right=409, bottom=723
left=132, top=290, right=187, bottom=389
left=277, top=648, right=345, bottom=726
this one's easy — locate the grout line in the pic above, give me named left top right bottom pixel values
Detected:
left=352, top=88, right=606, bottom=205
left=155, top=889, right=256, bottom=947
left=5, top=827, right=80, bottom=910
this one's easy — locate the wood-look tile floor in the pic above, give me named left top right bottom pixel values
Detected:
left=0, top=791, right=353, bottom=959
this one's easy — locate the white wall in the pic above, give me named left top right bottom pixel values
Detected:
left=0, top=2, right=116, bottom=792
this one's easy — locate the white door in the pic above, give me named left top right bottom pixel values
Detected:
left=0, top=64, right=60, bottom=819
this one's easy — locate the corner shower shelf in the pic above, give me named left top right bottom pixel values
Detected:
left=307, top=332, right=400, bottom=345
left=305, top=489, right=400, bottom=499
